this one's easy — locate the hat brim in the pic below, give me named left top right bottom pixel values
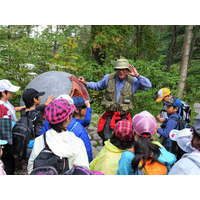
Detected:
left=8, top=86, right=20, bottom=92
left=114, top=67, right=131, bottom=72
left=163, top=101, right=173, bottom=106
left=156, top=97, right=163, bottom=102
left=37, top=92, right=45, bottom=97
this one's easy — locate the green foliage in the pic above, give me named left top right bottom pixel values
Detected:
left=0, top=24, right=199, bottom=125
left=127, top=56, right=180, bottom=118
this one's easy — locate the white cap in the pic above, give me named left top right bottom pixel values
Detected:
left=169, top=128, right=196, bottom=153
left=56, top=94, right=74, bottom=105
left=0, top=79, right=20, bottom=92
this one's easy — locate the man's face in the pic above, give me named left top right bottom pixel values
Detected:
left=116, top=69, right=128, bottom=80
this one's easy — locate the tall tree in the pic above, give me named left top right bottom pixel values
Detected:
left=178, top=25, right=193, bottom=97
left=166, top=25, right=179, bottom=72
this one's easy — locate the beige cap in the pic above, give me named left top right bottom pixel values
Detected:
left=114, top=59, right=130, bottom=71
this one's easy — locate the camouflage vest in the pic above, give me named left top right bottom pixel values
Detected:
left=101, top=73, right=133, bottom=115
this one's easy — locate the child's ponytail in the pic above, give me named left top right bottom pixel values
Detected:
left=131, top=133, right=161, bottom=173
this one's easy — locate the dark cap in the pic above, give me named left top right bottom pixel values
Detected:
left=72, top=97, right=93, bottom=108
left=163, top=96, right=182, bottom=109
left=193, top=114, right=200, bottom=136
left=22, top=88, right=45, bottom=101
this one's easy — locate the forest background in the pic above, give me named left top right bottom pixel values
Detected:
left=0, top=25, right=199, bottom=123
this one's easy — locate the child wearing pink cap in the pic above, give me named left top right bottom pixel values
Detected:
left=117, top=111, right=176, bottom=175
left=27, top=99, right=89, bottom=174
left=90, top=119, right=135, bottom=175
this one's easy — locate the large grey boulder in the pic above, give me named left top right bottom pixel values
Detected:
left=20, top=71, right=89, bottom=106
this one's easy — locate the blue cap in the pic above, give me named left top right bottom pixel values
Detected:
left=72, top=97, right=93, bottom=108
left=164, top=96, right=182, bottom=109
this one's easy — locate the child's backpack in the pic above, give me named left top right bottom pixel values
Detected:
left=180, top=101, right=191, bottom=123
left=171, top=116, right=191, bottom=131
left=12, top=111, right=38, bottom=160
left=128, top=148, right=167, bottom=175
left=30, top=166, right=58, bottom=175
left=32, top=132, right=69, bottom=175
left=64, top=166, right=104, bottom=175
left=161, top=101, right=191, bottom=124
left=170, top=116, right=192, bottom=160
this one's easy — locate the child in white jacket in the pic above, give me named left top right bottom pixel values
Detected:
left=168, top=114, right=200, bottom=175
left=27, top=99, right=89, bottom=174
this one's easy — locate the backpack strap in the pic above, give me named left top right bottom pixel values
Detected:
left=43, top=132, right=51, bottom=150
left=43, top=132, right=69, bottom=173
left=169, top=116, right=180, bottom=129
left=0, top=105, right=4, bottom=118
left=68, top=122, right=79, bottom=132
left=168, top=116, right=180, bottom=152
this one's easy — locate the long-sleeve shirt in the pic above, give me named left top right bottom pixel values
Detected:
left=76, top=107, right=92, bottom=127
left=157, top=113, right=180, bottom=150
left=86, top=74, right=152, bottom=102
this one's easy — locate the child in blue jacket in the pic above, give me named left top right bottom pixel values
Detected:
left=40, top=95, right=93, bottom=163
left=157, top=96, right=182, bottom=151
left=72, top=97, right=93, bottom=162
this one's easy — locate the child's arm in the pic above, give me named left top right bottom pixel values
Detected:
left=80, top=107, right=92, bottom=127
left=157, top=119, right=178, bottom=138
left=14, top=106, right=25, bottom=112
left=157, top=114, right=168, bottom=123
left=79, top=100, right=93, bottom=127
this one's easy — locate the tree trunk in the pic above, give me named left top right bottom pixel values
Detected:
left=189, top=25, right=199, bottom=63
left=166, top=25, right=179, bottom=72
left=52, top=25, right=58, bottom=56
left=91, top=25, right=105, bottom=66
left=178, top=25, right=193, bottom=97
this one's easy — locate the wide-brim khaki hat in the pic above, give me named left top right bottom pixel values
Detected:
left=114, top=59, right=130, bottom=71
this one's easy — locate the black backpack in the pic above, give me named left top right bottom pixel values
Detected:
left=170, top=116, right=192, bottom=160
left=171, top=116, right=191, bottom=130
left=32, top=132, right=69, bottom=175
left=180, top=101, right=191, bottom=123
left=12, top=111, right=37, bottom=159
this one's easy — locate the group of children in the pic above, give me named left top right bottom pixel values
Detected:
left=0, top=79, right=200, bottom=175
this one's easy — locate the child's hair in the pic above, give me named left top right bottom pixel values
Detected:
left=131, top=134, right=161, bottom=173
left=192, top=130, right=200, bottom=150
left=110, top=134, right=135, bottom=150
left=0, top=90, right=8, bottom=99
left=49, top=113, right=73, bottom=133
left=73, top=106, right=85, bottom=118
left=166, top=105, right=179, bottom=112
left=131, top=110, right=161, bottom=173
left=24, top=96, right=39, bottom=108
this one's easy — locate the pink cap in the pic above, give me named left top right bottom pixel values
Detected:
left=45, top=99, right=75, bottom=124
left=132, top=111, right=157, bottom=136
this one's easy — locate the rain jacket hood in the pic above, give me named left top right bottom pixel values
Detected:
left=90, top=140, right=125, bottom=175
left=169, top=150, right=200, bottom=175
